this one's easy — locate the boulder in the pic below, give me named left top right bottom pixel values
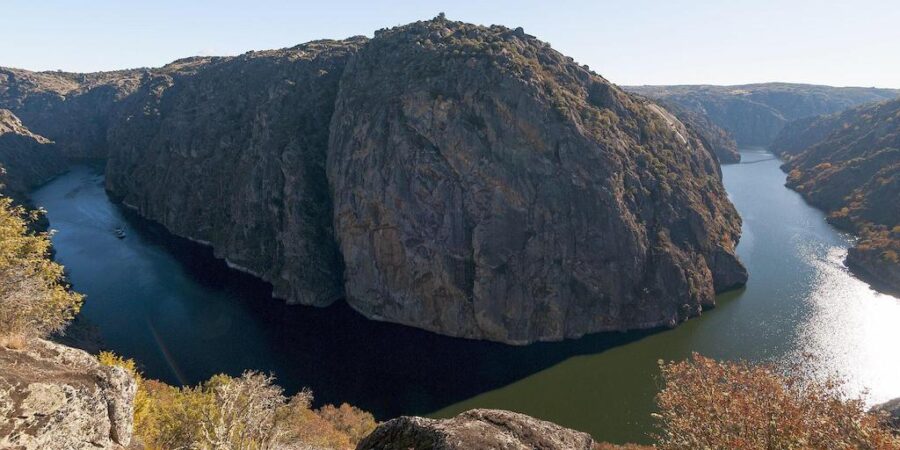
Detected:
left=356, top=409, right=594, bottom=450
left=0, top=339, right=136, bottom=449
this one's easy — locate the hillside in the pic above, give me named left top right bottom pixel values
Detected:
left=0, top=109, right=66, bottom=200
left=773, top=98, right=900, bottom=293
left=626, top=83, right=899, bottom=152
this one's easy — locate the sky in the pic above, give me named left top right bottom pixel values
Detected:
left=2, top=0, right=898, bottom=88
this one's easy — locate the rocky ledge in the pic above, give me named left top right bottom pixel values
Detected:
left=0, top=339, right=136, bottom=449
left=357, top=409, right=595, bottom=450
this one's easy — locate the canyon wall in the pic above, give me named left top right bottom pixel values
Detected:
left=627, top=83, right=899, bottom=150
left=327, top=19, right=745, bottom=343
left=773, top=98, right=899, bottom=293
left=0, top=68, right=142, bottom=159
left=3, top=17, right=748, bottom=344
left=105, top=39, right=367, bottom=306
left=0, top=109, right=66, bottom=200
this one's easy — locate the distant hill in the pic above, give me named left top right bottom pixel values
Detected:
left=773, top=98, right=900, bottom=293
left=626, top=83, right=899, bottom=154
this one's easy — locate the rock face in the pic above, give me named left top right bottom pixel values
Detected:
left=0, top=339, right=136, bottom=449
left=627, top=83, right=899, bottom=148
left=653, top=100, right=740, bottom=163
left=4, top=17, right=748, bottom=344
left=105, top=39, right=367, bottom=306
left=773, top=98, right=900, bottom=293
left=0, top=109, right=66, bottom=199
left=0, top=67, right=142, bottom=159
left=356, top=409, right=595, bottom=450
left=328, top=18, right=746, bottom=343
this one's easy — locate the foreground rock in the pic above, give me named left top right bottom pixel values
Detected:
left=106, top=38, right=367, bottom=306
left=627, top=83, right=899, bottom=148
left=0, top=109, right=66, bottom=200
left=329, top=18, right=746, bottom=343
left=0, top=339, right=136, bottom=449
left=773, top=98, right=900, bottom=294
left=357, top=409, right=594, bottom=450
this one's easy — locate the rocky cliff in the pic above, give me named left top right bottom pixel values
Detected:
left=773, top=98, right=900, bottom=293
left=627, top=83, right=899, bottom=149
left=327, top=18, right=745, bottom=343
left=0, top=67, right=142, bottom=159
left=105, top=38, right=367, bottom=306
left=0, top=339, right=135, bottom=449
left=0, top=109, right=67, bottom=200
left=4, top=17, right=747, bottom=344
left=651, top=99, right=740, bottom=163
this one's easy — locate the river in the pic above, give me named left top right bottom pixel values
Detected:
left=30, top=148, right=900, bottom=444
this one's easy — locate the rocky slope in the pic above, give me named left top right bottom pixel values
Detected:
left=0, top=109, right=67, bottom=200
left=652, top=99, right=740, bottom=163
left=773, top=98, right=900, bottom=293
left=357, top=409, right=596, bottom=450
left=627, top=83, right=899, bottom=149
left=0, top=67, right=142, bottom=159
left=0, top=339, right=135, bottom=449
left=327, top=18, right=745, bottom=343
left=105, top=38, right=367, bottom=306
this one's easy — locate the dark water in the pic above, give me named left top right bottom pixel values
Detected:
left=31, top=149, right=900, bottom=444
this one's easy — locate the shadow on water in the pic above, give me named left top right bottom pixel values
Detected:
left=128, top=212, right=662, bottom=418
left=38, top=165, right=660, bottom=420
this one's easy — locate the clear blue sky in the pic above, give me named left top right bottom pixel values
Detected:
left=3, top=0, right=898, bottom=87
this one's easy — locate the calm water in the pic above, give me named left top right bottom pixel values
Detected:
left=31, top=149, right=900, bottom=444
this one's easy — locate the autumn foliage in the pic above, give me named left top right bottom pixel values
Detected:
left=0, top=196, right=82, bottom=348
left=654, top=354, right=899, bottom=449
left=99, top=352, right=376, bottom=450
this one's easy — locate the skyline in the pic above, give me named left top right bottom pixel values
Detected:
left=2, top=0, right=899, bottom=88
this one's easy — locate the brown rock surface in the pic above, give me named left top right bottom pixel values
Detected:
left=356, top=409, right=595, bottom=450
left=0, top=339, right=136, bottom=449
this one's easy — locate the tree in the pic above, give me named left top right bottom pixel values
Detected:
left=0, top=196, right=82, bottom=347
left=654, top=353, right=899, bottom=449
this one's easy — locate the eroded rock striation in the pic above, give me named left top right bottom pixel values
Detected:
left=0, top=339, right=136, bottom=449
left=773, top=98, right=900, bottom=293
left=356, top=408, right=595, bottom=450
left=328, top=19, right=745, bottom=343
left=105, top=38, right=367, bottom=306
left=627, top=83, right=899, bottom=150
left=0, top=109, right=66, bottom=200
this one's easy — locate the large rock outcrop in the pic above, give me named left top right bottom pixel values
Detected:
left=105, top=38, right=367, bottom=306
left=327, top=18, right=746, bottom=343
left=0, top=67, right=142, bottom=159
left=627, top=83, right=899, bottom=149
left=7, top=17, right=748, bottom=344
left=0, top=339, right=136, bottom=449
left=356, top=409, right=595, bottom=450
left=0, top=109, right=66, bottom=200
left=773, top=98, right=899, bottom=293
